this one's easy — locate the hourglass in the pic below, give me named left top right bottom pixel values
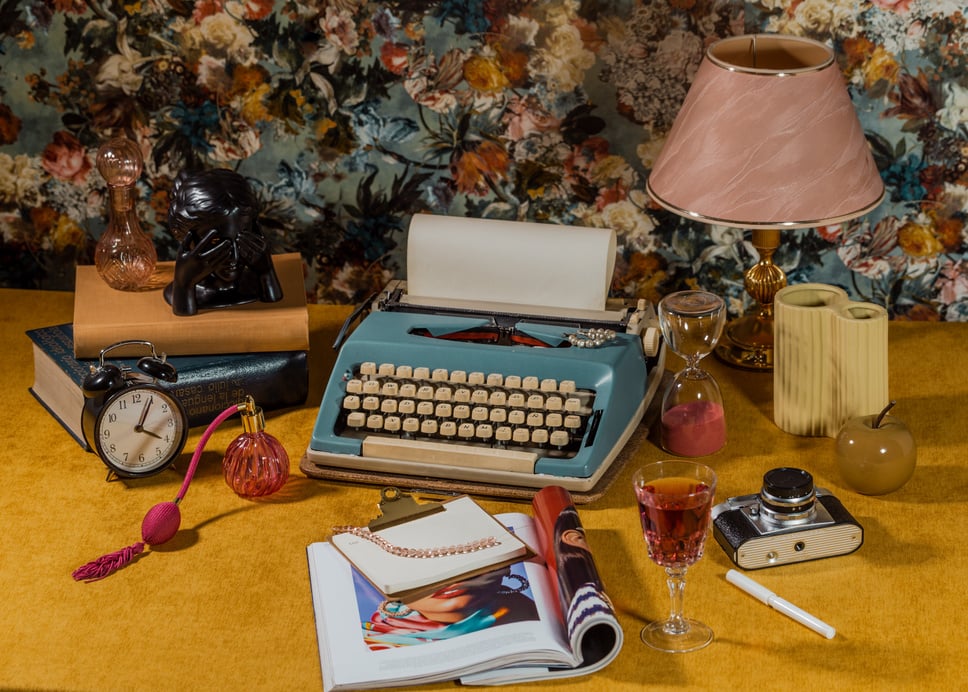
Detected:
left=658, top=291, right=727, bottom=457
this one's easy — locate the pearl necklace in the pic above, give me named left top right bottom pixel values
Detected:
left=565, top=327, right=617, bottom=348
left=331, top=525, right=499, bottom=558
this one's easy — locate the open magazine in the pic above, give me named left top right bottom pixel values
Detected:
left=307, top=485, right=623, bottom=691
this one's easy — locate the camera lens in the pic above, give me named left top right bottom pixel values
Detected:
left=764, top=467, right=814, bottom=499
left=759, top=467, right=816, bottom=519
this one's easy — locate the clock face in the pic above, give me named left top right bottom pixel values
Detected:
left=93, top=386, right=188, bottom=477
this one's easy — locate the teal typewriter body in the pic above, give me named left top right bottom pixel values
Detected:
left=302, top=286, right=664, bottom=494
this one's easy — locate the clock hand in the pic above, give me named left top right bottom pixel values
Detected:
left=135, top=396, right=154, bottom=433
left=141, top=428, right=163, bottom=440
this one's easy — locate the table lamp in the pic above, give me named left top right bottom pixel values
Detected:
left=646, top=34, right=885, bottom=370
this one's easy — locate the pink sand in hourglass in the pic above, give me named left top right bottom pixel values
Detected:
left=661, top=401, right=726, bottom=457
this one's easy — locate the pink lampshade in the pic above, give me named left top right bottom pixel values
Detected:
left=646, top=34, right=885, bottom=229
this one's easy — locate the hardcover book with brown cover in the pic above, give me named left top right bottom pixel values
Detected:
left=72, top=252, right=309, bottom=358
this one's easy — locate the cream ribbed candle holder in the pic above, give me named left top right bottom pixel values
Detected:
left=774, top=284, right=889, bottom=437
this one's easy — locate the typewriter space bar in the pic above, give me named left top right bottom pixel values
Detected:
left=361, top=437, right=538, bottom=473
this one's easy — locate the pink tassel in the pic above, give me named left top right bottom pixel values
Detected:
left=71, top=501, right=183, bottom=582
left=72, top=404, right=242, bottom=583
left=72, top=542, right=146, bottom=582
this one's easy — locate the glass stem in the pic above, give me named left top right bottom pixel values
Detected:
left=663, top=566, right=690, bottom=634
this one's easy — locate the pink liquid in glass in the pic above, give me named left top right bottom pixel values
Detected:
left=661, top=400, right=726, bottom=457
left=635, top=477, right=714, bottom=568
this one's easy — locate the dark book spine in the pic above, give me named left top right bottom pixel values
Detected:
left=170, top=351, right=309, bottom=427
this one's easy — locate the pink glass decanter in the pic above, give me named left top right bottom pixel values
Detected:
left=94, top=136, right=157, bottom=290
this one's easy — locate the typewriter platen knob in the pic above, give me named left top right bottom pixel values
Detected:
left=642, top=327, right=661, bottom=358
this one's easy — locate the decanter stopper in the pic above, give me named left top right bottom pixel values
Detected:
left=94, top=136, right=157, bottom=290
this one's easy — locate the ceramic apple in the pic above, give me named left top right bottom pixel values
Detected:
left=835, top=401, right=916, bottom=495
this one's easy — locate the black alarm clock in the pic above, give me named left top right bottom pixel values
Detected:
left=81, top=340, right=189, bottom=479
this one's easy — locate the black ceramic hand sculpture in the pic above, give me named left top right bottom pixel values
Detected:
left=164, top=168, right=283, bottom=316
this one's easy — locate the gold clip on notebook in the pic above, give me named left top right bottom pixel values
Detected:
left=329, top=489, right=531, bottom=599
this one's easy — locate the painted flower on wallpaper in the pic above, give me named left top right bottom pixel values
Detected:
left=763, top=0, right=863, bottom=38
left=530, top=24, right=595, bottom=94
left=837, top=217, right=905, bottom=281
left=598, top=5, right=703, bottom=138
left=181, top=11, right=257, bottom=63
left=897, top=217, right=944, bottom=258
left=380, top=43, right=410, bottom=75
left=0, top=103, right=21, bottom=146
left=403, top=50, right=464, bottom=113
left=599, top=196, right=657, bottom=254
left=936, top=259, right=968, bottom=311
left=96, top=18, right=154, bottom=94
left=0, top=154, right=43, bottom=208
left=452, top=139, right=511, bottom=196
left=504, top=95, right=561, bottom=141
left=0, top=0, right=964, bottom=321
left=938, top=82, right=968, bottom=133
left=843, top=36, right=900, bottom=90
left=41, top=132, right=92, bottom=184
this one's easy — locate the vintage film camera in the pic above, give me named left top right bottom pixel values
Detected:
left=712, top=467, right=863, bottom=570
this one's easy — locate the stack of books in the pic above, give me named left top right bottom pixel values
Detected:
left=28, top=253, right=311, bottom=450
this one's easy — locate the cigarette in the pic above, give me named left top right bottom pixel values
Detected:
left=725, top=569, right=836, bottom=639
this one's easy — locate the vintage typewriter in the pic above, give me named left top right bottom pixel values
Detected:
left=300, top=215, right=666, bottom=498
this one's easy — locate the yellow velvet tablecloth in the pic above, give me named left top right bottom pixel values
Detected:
left=2, top=287, right=965, bottom=691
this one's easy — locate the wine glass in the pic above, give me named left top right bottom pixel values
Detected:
left=658, top=291, right=727, bottom=457
left=632, top=460, right=717, bottom=653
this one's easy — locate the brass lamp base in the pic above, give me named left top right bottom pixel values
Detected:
left=715, top=228, right=786, bottom=371
left=715, top=310, right=775, bottom=370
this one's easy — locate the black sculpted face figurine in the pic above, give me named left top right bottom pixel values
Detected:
left=164, top=168, right=283, bottom=316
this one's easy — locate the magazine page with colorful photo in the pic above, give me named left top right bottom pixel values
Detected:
left=307, top=511, right=576, bottom=692
left=460, top=486, right=623, bottom=685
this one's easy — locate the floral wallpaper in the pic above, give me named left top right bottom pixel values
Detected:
left=0, top=0, right=965, bottom=320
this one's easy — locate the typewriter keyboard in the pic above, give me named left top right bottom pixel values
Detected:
left=333, top=361, right=599, bottom=472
